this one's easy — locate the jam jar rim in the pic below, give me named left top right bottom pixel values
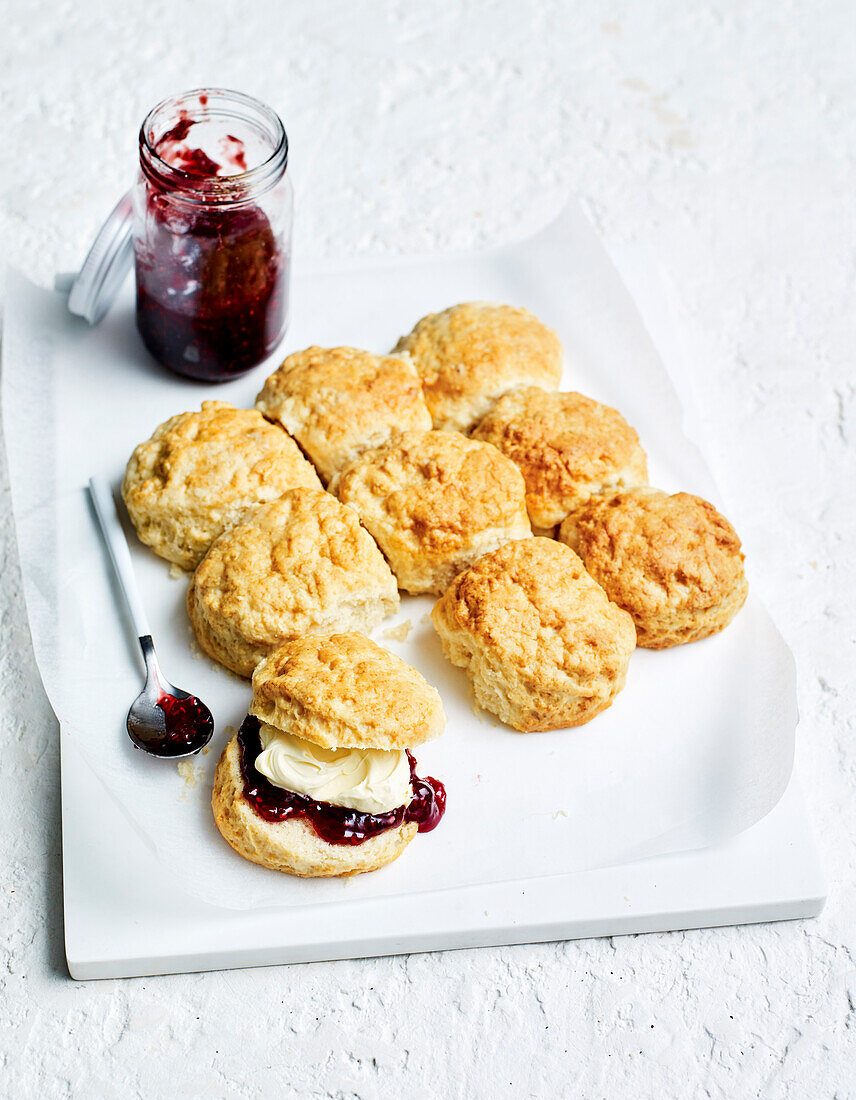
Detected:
left=139, top=87, right=288, bottom=205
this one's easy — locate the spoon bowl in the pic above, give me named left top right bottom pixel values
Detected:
left=127, top=636, right=214, bottom=758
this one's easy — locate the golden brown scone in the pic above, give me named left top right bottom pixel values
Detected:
left=393, top=302, right=563, bottom=431
left=212, top=734, right=417, bottom=877
left=122, top=401, right=322, bottom=570
left=472, top=387, right=648, bottom=529
left=334, top=429, right=532, bottom=595
left=188, top=491, right=399, bottom=677
left=431, top=538, right=636, bottom=732
left=255, top=346, right=432, bottom=484
left=251, top=632, right=445, bottom=750
left=558, top=487, right=748, bottom=648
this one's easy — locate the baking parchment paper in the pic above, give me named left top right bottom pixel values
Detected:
left=1, top=200, right=796, bottom=910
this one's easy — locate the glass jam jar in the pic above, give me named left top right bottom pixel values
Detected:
left=133, top=89, right=291, bottom=381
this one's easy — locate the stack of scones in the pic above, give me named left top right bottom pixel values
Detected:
left=122, top=300, right=748, bottom=878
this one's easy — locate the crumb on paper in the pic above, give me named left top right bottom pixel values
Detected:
left=421, top=613, right=432, bottom=625
left=383, top=619, right=412, bottom=642
left=177, top=760, right=203, bottom=797
left=169, top=563, right=188, bottom=580
left=223, top=725, right=236, bottom=738
left=552, top=809, right=569, bottom=820
left=177, top=760, right=201, bottom=785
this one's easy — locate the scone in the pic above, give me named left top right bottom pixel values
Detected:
left=188, top=489, right=399, bottom=677
left=251, top=629, right=446, bottom=750
left=431, top=538, right=636, bottom=732
left=334, top=429, right=532, bottom=595
left=122, top=401, right=322, bottom=569
left=393, top=302, right=563, bottom=432
left=558, top=487, right=748, bottom=648
left=212, top=632, right=447, bottom=877
left=471, top=387, right=648, bottom=529
left=255, top=346, right=432, bottom=483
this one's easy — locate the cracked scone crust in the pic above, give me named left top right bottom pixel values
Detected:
left=472, top=387, right=648, bottom=528
left=393, top=302, right=563, bottom=431
left=188, top=491, right=399, bottom=677
left=255, top=346, right=432, bottom=483
left=251, top=632, right=445, bottom=750
left=558, top=487, right=748, bottom=648
left=334, top=429, right=532, bottom=595
left=122, top=401, right=322, bottom=569
left=431, top=538, right=636, bottom=732
left=212, top=733, right=417, bottom=877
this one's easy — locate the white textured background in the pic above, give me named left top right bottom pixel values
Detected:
left=1, top=1, right=854, bottom=1096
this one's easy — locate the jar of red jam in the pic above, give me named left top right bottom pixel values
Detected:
left=133, top=89, right=291, bottom=381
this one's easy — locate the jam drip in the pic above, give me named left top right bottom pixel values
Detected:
left=237, top=716, right=446, bottom=846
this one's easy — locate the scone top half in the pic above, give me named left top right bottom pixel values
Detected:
left=250, top=631, right=446, bottom=751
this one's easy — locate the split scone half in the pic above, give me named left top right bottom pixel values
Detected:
left=558, top=487, right=748, bottom=648
left=471, top=387, right=648, bottom=532
left=212, top=632, right=446, bottom=877
left=431, top=538, right=636, bottom=732
left=122, top=401, right=321, bottom=570
left=188, top=489, right=399, bottom=677
left=255, top=346, right=432, bottom=484
left=393, top=302, right=563, bottom=432
left=334, top=429, right=532, bottom=595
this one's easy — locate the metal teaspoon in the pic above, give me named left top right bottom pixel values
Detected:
left=88, top=476, right=214, bottom=758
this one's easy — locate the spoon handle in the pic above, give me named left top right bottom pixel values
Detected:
left=88, top=476, right=152, bottom=640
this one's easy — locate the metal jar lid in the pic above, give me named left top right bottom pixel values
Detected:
left=66, top=191, right=134, bottom=324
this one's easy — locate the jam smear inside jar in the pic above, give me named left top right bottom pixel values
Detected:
left=134, top=89, right=292, bottom=381
left=237, top=716, right=446, bottom=846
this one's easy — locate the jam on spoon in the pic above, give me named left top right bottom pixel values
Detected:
left=237, top=716, right=446, bottom=845
left=153, top=688, right=215, bottom=757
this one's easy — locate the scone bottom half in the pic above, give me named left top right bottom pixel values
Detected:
left=212, top=632, right=447, bottom=877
